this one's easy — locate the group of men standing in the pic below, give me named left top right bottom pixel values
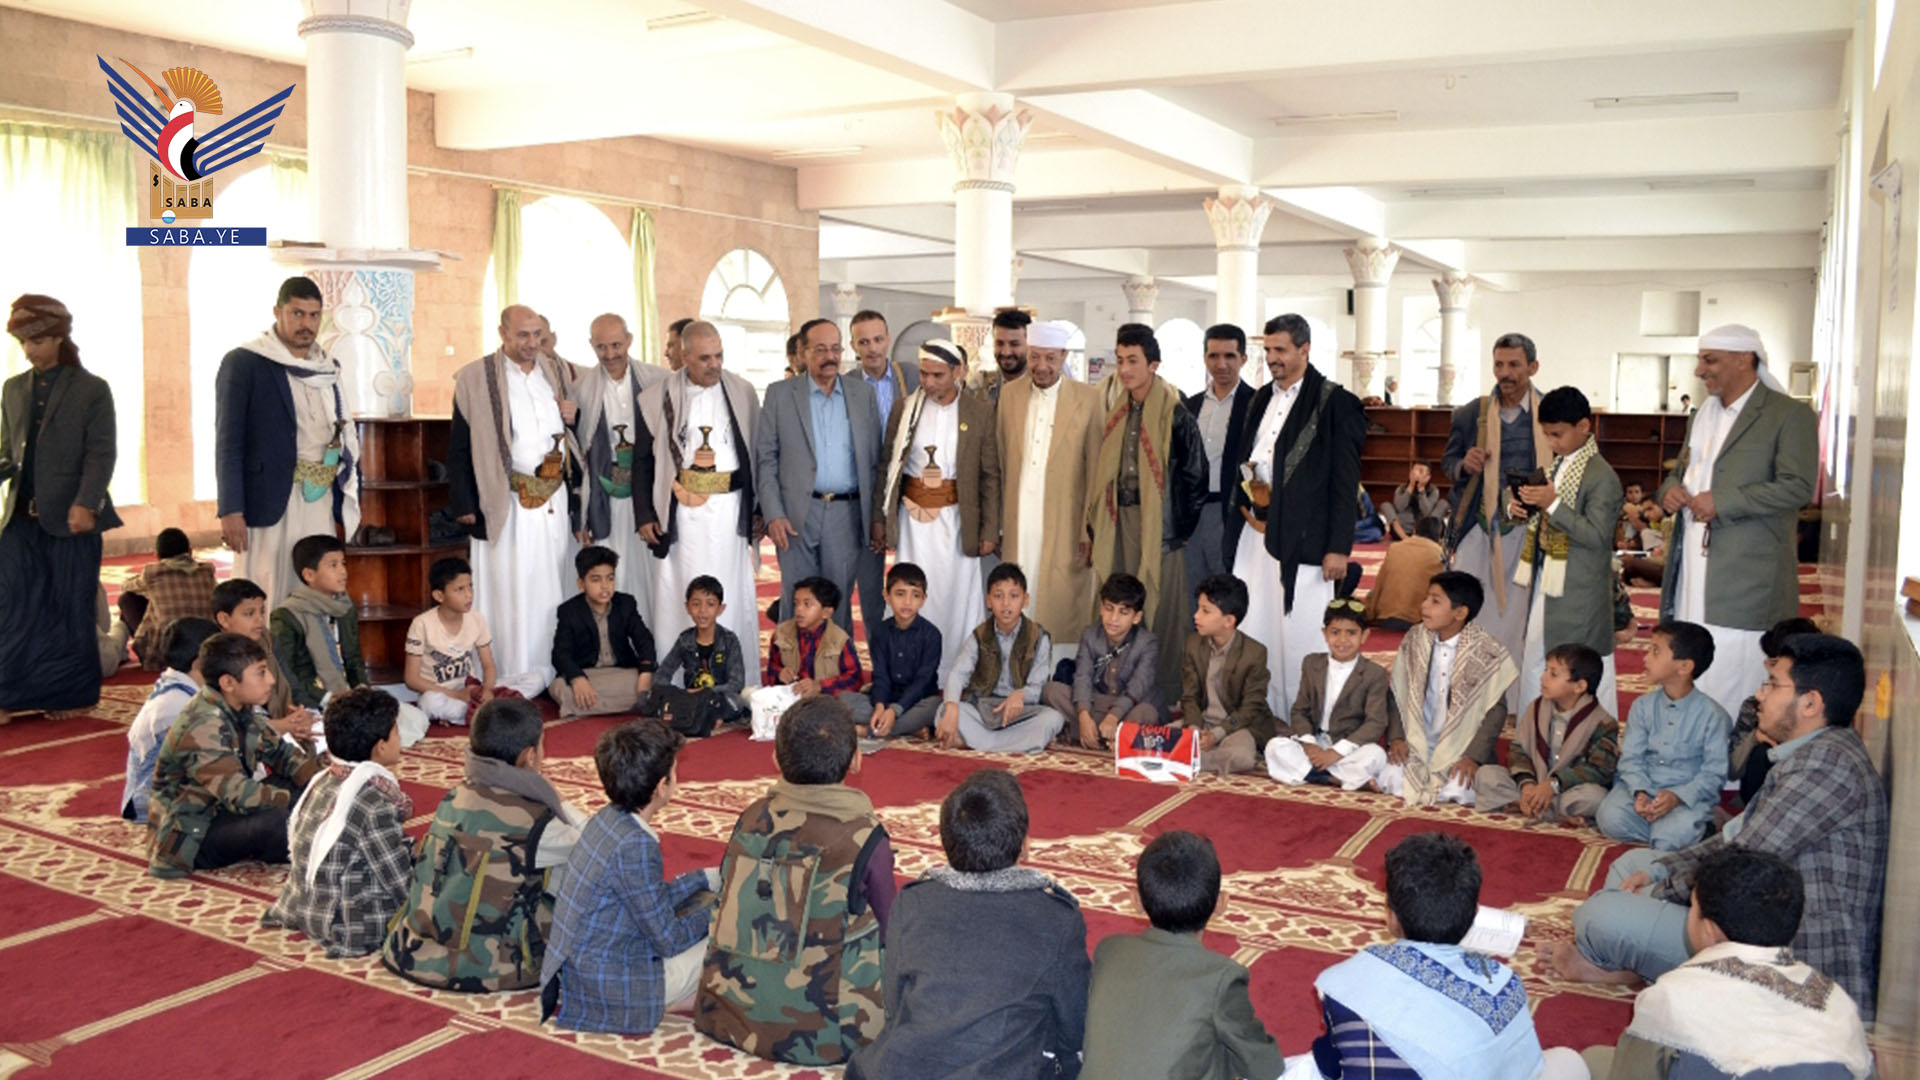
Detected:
left=205, top=276, right=1814, bottom=730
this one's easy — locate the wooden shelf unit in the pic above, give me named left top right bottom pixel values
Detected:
left=1593, top=411, right=1690, bottom=498
left=347, top=416, right=463, bottom=681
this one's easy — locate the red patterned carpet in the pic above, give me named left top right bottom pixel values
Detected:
left=0, top=545, right=1835, bottom=1077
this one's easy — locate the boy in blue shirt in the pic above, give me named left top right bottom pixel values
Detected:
left=1597, top=620, right=1731, bottom=850
left=122, top=616, right=219, bottom=823
left=864, top=563, right=943, bottom=739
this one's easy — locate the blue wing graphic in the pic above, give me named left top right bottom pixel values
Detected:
left=192, top=84, right=295, bottom=177
left=96, top=55, right=166, bottom=159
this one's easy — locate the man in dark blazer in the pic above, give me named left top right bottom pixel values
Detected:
left=1182, top=324, right=1256, bottom=613
left=1, top=293, right=121, bottom=717
left=754, top=318, right=884, bottom=634
left=1246, top=315, right=1365, bottom=715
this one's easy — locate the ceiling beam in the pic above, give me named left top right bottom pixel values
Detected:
left=996, top=0, right=1850, bottom=93
left=1255, top=109, right=1839, bottom=188
left=1020, top=90, right=1253, bottom=185
left=696, top=0, right=994, bottom=93
left=1453, top=233, right=1821, bottom=273
left=798, top=148, right=1207, bottom=210
left=1387, top=188, right=1831, bottom=240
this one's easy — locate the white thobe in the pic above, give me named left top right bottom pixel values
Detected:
left=1376, top=634, right=1474, bottom=804
left=1013, top=379, right=1061, bottom=586
left=468, top=363, right=573, bottom=686
left=650, top=382, right=761, bottom=673
left=241, top=373, right=338, bottom=607
left=1675, top=381, right=1767, bottom=716
left=1230, top=379, right=1326, bottom=715
left=597, top=375, right=653, bottom=621
left=896, top=397, right=981, bottom=674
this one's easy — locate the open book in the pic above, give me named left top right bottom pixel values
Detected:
left=1459, top=905, right=1527, bottom=958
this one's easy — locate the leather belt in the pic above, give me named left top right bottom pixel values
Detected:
left=902, top=477, right=958, bottom=509
left=677, top=468, right=741, bottom=495
left=1202, top=491, right=1225, bottom=505
left=812, top=490, right=857, bottom=502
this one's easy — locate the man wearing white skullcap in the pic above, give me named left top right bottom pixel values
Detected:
left=997, top=319, right=1104, bottom=646
left=1657, top=323, right=1815, bottom=717
left=873, top=339, right=999, bottom=696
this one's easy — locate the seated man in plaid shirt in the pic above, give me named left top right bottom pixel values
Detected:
left=262, top=688, right=412, bottom=957
left=1552, top=633, right=1890, bottom=1024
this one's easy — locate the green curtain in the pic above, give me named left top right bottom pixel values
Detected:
left=630, top=205, right=660, bottom=368
left=492, top=187, right=522, bottom=310
left=0, top=123, right=145, bottom=504
left=266, top=151, right=311, bottom=238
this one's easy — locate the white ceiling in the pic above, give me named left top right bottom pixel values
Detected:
left=10, top=0, right=1854, bottom=296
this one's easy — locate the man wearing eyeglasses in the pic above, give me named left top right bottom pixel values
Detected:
left=754, top=318, right=884, bottom=634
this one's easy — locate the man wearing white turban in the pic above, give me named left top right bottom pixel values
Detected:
left=1658, top=324, right=1816, bottom=717
left=997, top=319, right=1103, bottom=645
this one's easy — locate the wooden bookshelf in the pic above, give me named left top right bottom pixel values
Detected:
left=1594, top=411, right=1690, bottom=497
left=347, top=417, right=466, bottom=682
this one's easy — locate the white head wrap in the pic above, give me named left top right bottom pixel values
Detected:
left=918, top=338, right=966, bottom=368
left=1698, top=323, right=1785, bottom=392
left=1027, top=320, right=1073, bottom=350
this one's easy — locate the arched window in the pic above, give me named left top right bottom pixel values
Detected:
left=889, top=319, right=940, bottom=370
left=701, top=248, right=790, bottom=392
left=1054, top=320, right=1089, bottom=382
left=1154, top=317, right=1206, bottom=396
left=189, top=161, right=310, bottom=501
left=482, top=196, right=633, bottom=363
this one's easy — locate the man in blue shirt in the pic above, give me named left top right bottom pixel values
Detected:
left=849, top=310, right=916, bottom=640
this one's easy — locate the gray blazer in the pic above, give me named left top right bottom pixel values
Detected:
left=1658, top=383, right=1816, bottom=630
left=1538, top=453, right=1625, bottom=657
left=754, top=372, right=883, bottom=536
left=0, top=365, right=121, bottom=536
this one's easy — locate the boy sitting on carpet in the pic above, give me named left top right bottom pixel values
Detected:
left=1579, top=848, right=1874, bottom=1080
left=551, top=546, right=657, bottom=718
left=1290, top=833, right=1583, bottom=1080
left=1266, top=598, right=1389, bottom=790
left=385, top=697, right=586, bottom=992
left=541, top=719, right=717, bottom=1035
left=405, top=556, right=547, bottom=725
left=271, top=534, right=427, bottom=745
left=1081, top=831, right=1283, bottom=1080
left=1181, top=573, right=1275, bottom=776
left=1597, top=621, right=1729, bottom=851
left=1380, top=572, right=1517, bottom=807
left=1043, top=572, right=1163, bottom=750
left=697, top=696, right=897, bottom=1064
left=644, top=576, right=751, bottom=737
left=118, top=527, right=217, bottom=670
left=849, top=769, right=1088, bottom=1080
left=934, top=563, right=1064, bottom=753
left=1475, top=643, right=1618, bottom=824
left=864, top=563, right=943, bottom=739
left=214, top=578, right=301, bottom=731
left=765, top=576, right=867, bottom=708
left=262, top=687, right=411, bottom=957
left=122, top=616, right=218, bottom=824
left=147, top=632, right=320, bottom=878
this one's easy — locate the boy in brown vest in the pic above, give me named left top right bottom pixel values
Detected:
left=935, top=563, right=1065, bottom=753
left=764, top=576, right=869, bottom=716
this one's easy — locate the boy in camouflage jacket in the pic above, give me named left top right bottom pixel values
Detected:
left=148, top=632, right=319, bottom=878
left=384, top=698, right=584, bottom=992
left=696, top=696, right=896, bottom=1064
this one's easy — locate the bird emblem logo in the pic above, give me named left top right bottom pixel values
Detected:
left=98, top=56, right=294, bottom=227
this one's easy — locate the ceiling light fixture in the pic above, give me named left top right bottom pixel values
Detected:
left=1645, top=177, right=1757, bottom=191
left=1270, top=109, right=1400, bottom=126
left=1015, top=201, right=1089, bottom=213
left=646, top=11, right=724, bottom=30
left=770, top=146, right=865, bottom=160
left=1592, top=91, right=1739, bottom=109
left=1405, top=186, right=1506, bottom=199
left=406, top=47, right=474, bottom=65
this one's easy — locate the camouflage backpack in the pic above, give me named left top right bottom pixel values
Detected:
left=382, top=781, right=555, bottom=992
left=694, top=792, right=887, bottom=1065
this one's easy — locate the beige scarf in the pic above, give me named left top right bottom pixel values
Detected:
left=1475, top=389, right=1551, bottom=614
left=1390, top=622, right=1516, bottom=806
left=1089, top=376, right=1177, bottom=625
left=280, top=583, right=355, bottom=697
left=451, top=351, right=585, bottom=542
left=1513, top=434, right=1597, bottom=597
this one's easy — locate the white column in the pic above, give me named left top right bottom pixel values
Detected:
left=831, top=283, right=862, bottom=339
left=1342, top=236, right=1402, bottom=396
left=1433, top=271, right=1475, bottom=406
left=938, top=92, right=1031, bottom=359
left=1204, top=184, right=1274, bottom=338
left=1122, top=275, right=1159, bottom=325
left=295, top=0, right=437, bottom=416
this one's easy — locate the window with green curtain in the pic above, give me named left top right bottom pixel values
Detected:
left=0, top=123, right=145, bottom=506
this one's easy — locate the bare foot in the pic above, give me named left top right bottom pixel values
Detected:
left=1542, top=941, right=1643, bottom=987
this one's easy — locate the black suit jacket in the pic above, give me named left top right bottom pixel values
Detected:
left=0, top=365, right=121, bottom=536
left=1262, top=367, right=1367, bottom=608
left=1182, top=380, right=1256, bottom=502
left=214, top=347, right=351, bottom=528
left=1221, top=382, right=1274, bottom=561
left=551, top=592, right=657, bottom=684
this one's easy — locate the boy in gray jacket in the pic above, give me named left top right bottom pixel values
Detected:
left=1042, top=573, right=1164, bottom=749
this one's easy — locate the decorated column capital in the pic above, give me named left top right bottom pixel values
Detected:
left=1122, top=275, right=1159, bottom=318
left=1433, top=271, right=1475, bottom=312
left=1344, top=236, right=1401, bottom=287
left=1203, top=184, right=1275, bottom=252
left=937, top=92, right=1032, bottom=194
left=299, top=0, right=414, bottom=44
left=830, top=283, right=862, bottom=320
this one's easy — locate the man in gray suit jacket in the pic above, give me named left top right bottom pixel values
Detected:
left=1658, top=323, right=1816, bottom=717
left=755, top=318, right=884, bottom=634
